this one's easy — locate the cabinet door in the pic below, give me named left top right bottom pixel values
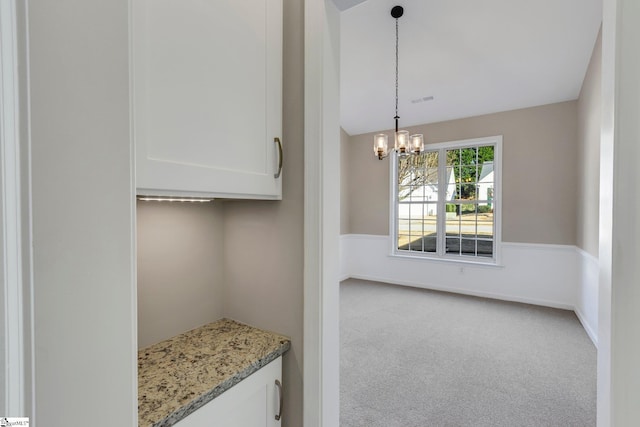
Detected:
left=133, top=0, right=283, bottom=199
left=173, top=357, right=282, bottom=427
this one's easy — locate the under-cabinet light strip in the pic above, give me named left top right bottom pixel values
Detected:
left=137, top=196, right=213, bottom=203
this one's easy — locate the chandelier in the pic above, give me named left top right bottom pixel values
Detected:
left=374, top=5, right=424, bottom=160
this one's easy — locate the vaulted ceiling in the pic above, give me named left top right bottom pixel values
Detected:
left=339, top=0, right=602, bottom=136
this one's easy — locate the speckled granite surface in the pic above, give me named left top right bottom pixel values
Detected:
left=138, top=318, right=290, bottom=427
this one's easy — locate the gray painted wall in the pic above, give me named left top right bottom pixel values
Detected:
left=137, top=202, right=225, bottom=348
left=18, top=0, right=33, bottom=416
left=343, top=101, right=579, bottom=245
left=28, top=0, right=136, bottom=424
left=340, top=128, right=350, bottom=234
left=577, top=29, right=602, bottom=258
left=0, top=177, right=4, bottom=414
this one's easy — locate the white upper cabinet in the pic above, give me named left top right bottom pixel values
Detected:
left=132, top=0, right=283, bottom=199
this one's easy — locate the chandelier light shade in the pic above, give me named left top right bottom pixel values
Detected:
left=411, top=134, right=425, bottom=153
left=374, top=133, right=389, bottom=159
left=395, top=130, right=409, bottom=154
left=374, top=5, right=425, bottom=160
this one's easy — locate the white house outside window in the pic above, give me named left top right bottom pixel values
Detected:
left=392, top=136, right=502, bottom=264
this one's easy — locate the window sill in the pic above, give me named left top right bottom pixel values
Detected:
left=389, top=251, right=505, bottom=269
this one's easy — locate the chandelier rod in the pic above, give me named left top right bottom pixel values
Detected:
left=394, top=10, right=400, bottom=133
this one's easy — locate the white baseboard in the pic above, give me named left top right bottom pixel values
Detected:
left=575, top=306, right=598, bottom=346
left=340, top=234, right=598, bottom=343
left=346, top=273, right=575, bottom=309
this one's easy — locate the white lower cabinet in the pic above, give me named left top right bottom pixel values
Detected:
left=174, top=357, right=283, bottom=427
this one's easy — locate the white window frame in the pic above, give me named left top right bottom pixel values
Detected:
left=389, top=135, right=502, bottom=265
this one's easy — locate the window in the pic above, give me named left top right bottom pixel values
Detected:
left=392, top=136, right=502, bottom=263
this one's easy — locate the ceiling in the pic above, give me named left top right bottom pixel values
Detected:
left=339, top=0, right=602, bottom=136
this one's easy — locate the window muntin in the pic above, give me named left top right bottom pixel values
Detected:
left=393, top=137, right=501, bottom=263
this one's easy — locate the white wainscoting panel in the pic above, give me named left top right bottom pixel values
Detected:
left=576, top=248, right=599, bottom=345
left=340, top=234, right=580, bottom=310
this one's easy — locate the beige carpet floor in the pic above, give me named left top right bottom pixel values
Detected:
left=340, top=278, right=597, bottom=427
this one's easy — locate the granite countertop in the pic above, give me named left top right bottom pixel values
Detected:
left=138, top=318, right=291, bottom=427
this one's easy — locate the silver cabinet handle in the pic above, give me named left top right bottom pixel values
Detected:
left=275, top=379, right=283, bottom=421
left=274, top=137, right=283, bottom=179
